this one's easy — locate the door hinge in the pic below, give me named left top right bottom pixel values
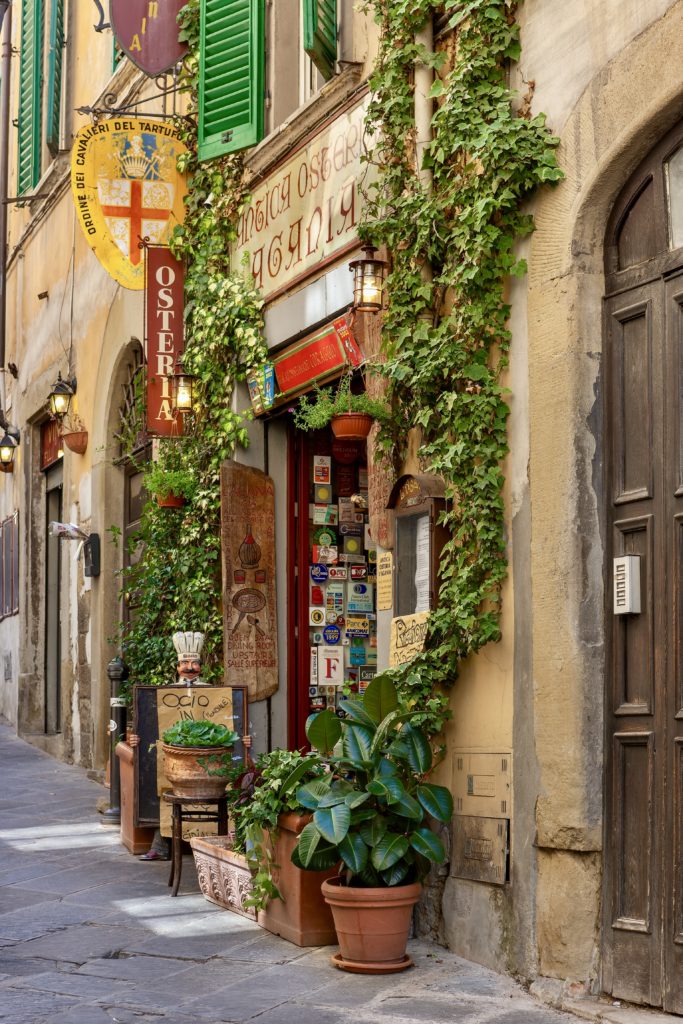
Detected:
left=294, top=565, right=299, bottom=577
left=294, top=625, right=299, bottom=639
left=294, top=502, right=298, bottom=518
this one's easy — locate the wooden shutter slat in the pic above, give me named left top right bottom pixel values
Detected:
left=303, top=0, right=337, bottom=81
left=17, top=0, right=44, bottom=195
left=199, top=0, right=265, bottom=160
left=46, top=0, right=65, bottom=155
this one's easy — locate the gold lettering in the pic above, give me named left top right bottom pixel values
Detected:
left=148, top=1, right=159, bottom=16
left=130, top=33, right=142, bottom=51
left=156, top=398, right=173, bottom=422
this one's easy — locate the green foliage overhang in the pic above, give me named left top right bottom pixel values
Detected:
left=116, top=0, right=562, bottom=726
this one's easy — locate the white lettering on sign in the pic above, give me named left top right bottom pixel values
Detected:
left=233, top=97, right=375, bottom=300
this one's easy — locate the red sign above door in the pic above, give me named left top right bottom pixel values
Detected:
left=110, top=0, right=188, bottom=77
left=146, top=246, right=184, bottom=436
left=273, top=317, right=362, bottom=399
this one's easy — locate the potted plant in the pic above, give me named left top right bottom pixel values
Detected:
left=143, top=461, right=195, bottom=508
left=160, top=719, right=239, bottom=798
left=292, top=373, right=387, bottom=440
left=293, top=675, right=453, bottom=973
left=191, top=749, right=338, bottom=942
left=60, top=412, right=88, bottom=454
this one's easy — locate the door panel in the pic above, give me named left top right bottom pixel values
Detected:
left=604, top=281, right=664, bottom=1009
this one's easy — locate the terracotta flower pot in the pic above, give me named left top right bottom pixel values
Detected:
left=156, top=493, right=186, bottom=508
left=61, top=430, right=88, bottom=454
left=259, top=813, right=337, bottom=946
left=330, top=413, right=373, bottom=440
left=160, top=743, right=231, bottom=799
left=321, top=876, right=422, bottom=974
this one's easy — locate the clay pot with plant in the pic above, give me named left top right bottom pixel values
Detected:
left=143, top=446, right=195, bottom=508
left=160, top=719, right=239, bottom=799
left=292, top=372, right=387, bottom=440
left=292, top=675, right=453, bottom=973
left=60, top=412, right=89, bottom=455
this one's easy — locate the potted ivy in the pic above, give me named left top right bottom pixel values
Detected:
left=293, top=675, right=453, bottom=973
left=143, top=462, right=195, bottom=508
left=293, top=373, right=387, bottom=440
left=160, top=719, right=239, bottom=799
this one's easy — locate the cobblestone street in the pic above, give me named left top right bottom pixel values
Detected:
left=0, top=723, right=675, bottom=1024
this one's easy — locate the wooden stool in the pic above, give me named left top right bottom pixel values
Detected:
left=162, top=793, right=228, bottom=897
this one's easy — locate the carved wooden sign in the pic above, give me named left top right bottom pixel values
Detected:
left=221, top=462, right=278, bottom=702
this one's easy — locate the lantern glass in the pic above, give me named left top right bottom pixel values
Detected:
left=350, top=247, right=386, bottom=312
left=49, top=375, right=75, bottom=419
left=0, top=435, right=15, bottom=464
left=174, top=374, right=194, bottom=413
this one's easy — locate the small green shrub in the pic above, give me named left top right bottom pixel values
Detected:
left=161, top=720, right=239, bottom=748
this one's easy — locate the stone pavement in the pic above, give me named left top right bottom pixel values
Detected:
left=0, top=722, right=678, bottom=1024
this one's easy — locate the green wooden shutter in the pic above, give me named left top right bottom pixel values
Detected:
left=17, top=0, right=44, bottom=194
left=198, top=0, right=265, bottom=161
left=46, top=0, right=64, bottom=155
left=303, top=0, right=337, bottom=81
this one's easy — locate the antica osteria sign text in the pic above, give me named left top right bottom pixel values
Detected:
left=233, top=96, right=375, bottom=301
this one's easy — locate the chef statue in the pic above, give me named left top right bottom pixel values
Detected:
left=172, top=630, right=207, bottom=685
left=132, top=629, right=251, bottom=861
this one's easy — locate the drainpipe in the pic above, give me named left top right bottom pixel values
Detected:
left=0, top=1, right=12, bottom=376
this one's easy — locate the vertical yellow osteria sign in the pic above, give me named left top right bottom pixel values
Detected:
left=71, top=118, right=187, bottom=290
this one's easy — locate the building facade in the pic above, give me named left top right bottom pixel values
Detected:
left=0, top=0, right=682, bottom=1014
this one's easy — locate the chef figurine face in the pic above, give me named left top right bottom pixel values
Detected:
left=177, top=654, right=201, bottom=683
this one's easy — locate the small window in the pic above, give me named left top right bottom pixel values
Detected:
left=666, top=146, right=683, bottom=250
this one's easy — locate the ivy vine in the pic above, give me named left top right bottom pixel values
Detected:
left=116, top=0, right=562, bottom=732
left=361, top=0, right=562, bottom=728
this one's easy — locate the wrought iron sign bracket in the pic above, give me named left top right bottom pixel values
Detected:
left=92, top=0, right=110, bottom=33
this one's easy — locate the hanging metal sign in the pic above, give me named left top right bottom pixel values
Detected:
left=71, top=118, right=187, bottom=290
left=109, top=0, right=188, bottom=76
left=145, top=246, right=185, bottom=435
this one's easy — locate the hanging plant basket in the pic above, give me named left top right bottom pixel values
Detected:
left=61, top=431, right=88, bottom=455
left=156, top=493, right=186, bottom=509
left=330, top=413, right=373, bottom=440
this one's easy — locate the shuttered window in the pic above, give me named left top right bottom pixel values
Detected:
left=17, top=0, right=44, bottom=194
left=0, top=513, right=19, bottom=618
left=303, top=0, right=337, bottom=81
left=198, top=0, right=265, bottom=161
left=46, top=0, right=64, bottom=155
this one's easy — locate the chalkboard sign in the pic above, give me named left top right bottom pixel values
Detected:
left=133, top=684, right=248, bottom=827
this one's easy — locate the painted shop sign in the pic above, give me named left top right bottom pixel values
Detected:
left=110, top=0, right=188, bottom=76
left=233, top=96, right=375, bottom=300
left=145, top=246, right=184, bottom=436
left=389, top=611, right=429, bottom=667
left=71, top=118, right=187, bottom=290
left=221, top=462, right=278, bottom=703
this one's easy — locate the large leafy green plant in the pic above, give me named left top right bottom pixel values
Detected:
left=293, top=676, right=453, bottom=887
left=161, top=720, right=239, bottom=748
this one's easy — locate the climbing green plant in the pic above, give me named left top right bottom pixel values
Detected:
left=113, top=0, right=267, bottom=701
left=358, top=0, right=562, bottom=723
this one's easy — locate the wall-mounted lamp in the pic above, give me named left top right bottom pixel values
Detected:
left=171, top=353, right=196, bottom=414
left=48, top=373, right=76, bottom=420
left=349, top=245, right=388, bottom=313
left=0, top=426, right=19, bottom=472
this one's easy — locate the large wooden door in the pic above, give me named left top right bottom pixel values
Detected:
left=603, top=122, right=683, bottom=1010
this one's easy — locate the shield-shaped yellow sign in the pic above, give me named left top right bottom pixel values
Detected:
left=71, top=118, right=187, bottom=290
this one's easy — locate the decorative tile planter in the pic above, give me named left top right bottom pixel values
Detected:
left=190, top=835, right=256, bottom=920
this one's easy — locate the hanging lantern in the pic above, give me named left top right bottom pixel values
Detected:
left=172, top=353, right=196, bottom=414
left=0, top=428, right=19, bottom=472
left=349, top=245, right=387, bottom=313
left=48, top=373, right=76, bottom=419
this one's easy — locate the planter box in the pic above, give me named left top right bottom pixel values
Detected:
left=190, top=835, right=257, bottom=920
left=115, top=742, right=156, bottom=855
left=259, top=812, right=337, bottom=946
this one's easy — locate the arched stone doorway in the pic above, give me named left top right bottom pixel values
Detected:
left=602, top=119, right=683, bottom=1013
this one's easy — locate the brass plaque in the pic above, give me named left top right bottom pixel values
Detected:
left=451, top=815, right=509, bottom=885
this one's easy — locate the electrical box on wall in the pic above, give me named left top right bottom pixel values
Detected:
left=452, top=752, right=512, bottom=819
left=451, top=815, right=509, bottom=885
